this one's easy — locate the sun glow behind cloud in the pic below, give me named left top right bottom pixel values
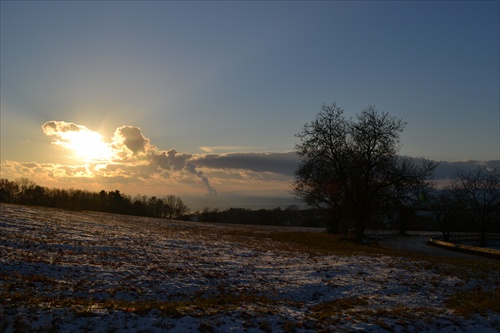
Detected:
left=42, top=121, right=114, bottom=163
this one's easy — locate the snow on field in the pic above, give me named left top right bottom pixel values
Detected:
left=1, top=203, right=499, bottom=332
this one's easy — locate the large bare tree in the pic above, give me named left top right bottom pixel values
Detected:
left=292, top=103, right=437, bottom=241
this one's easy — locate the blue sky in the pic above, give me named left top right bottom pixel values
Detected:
left=1, top=1, right=499, bottom=209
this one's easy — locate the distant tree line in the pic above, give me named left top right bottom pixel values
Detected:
left=427, top=167, right=500, bottom=246
left=193, top=205, right=327, bottom=228
left=0, top=178, right=331, bottom=227
left=361, top=166, right=500, bottom=245
left=0, top=178, right=189, bottom=220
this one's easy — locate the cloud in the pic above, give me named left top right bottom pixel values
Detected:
left=149, top=149, right=190, bottom=171
left=149, top=149, right=217, bottom=195
left=112, top=126, right=151, bottom=155
left=39, top=121, right=218, bottom=195
left=42, top=120, right=84, bottom=136
left=434, top=160, right=500, bottom=180
left=199, top=146, right=260, bottom=153
left=0, top=160, right=92, bottom=181
left=42, top=121, right=98, bottom=146
left=193, top=152, right=299, bottom=176
left=42, top=120, right=113, bottom=162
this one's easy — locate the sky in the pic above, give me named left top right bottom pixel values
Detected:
left=1, top=1, right=499, bottom=210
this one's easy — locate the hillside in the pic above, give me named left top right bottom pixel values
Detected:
left=1, top=203, right=499, bottom=332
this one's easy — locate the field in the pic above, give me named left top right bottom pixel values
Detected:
left=1, top=203, right=499, bottom=332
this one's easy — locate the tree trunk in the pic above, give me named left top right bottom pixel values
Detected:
left=326, top=208, right=341, bottom=234
left=398, top=206, right=415, bottom=236
left=327, top=218, right=340, bottom=234
left=354, top=218, right=365, bottom=242
left=479, top=218, right=487, bottom=247
left=352, top=197, right=371, bottom=242
left=442, top=230, right=451, bottom=242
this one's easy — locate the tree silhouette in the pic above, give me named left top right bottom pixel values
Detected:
left=293, top=103, right=437, bottom=241
left=0, top=178, right=190, bottom=221
left=451, top=166, right=500, bottom=246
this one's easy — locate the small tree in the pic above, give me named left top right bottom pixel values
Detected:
left=0, top=179, right=19, bottom=203
left=451, top=166, right=500, bottom=246
left=293, top=103, right=437, bottom=241
left=162, top=195, right=189, bottom=220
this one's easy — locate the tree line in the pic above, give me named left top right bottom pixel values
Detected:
left=194, top=205, right=326, bottom=228
left=0, top=178, right=330, bottom=228
left=0, top=178, right=189, bottom=220
left=429, top=167, right=500, bottom=246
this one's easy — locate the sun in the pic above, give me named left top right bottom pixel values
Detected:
left=63, top=130, right=114, bottom=163
left=42, top=121, right=116, bottom=163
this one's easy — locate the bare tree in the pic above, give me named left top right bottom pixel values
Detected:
left=451, top=166, right=500, bottom=246
left=293, top=103, right=438, bottom=241
left=429, top=187, right=467, bottom=241
left=162, top=195, right=189, bottom=220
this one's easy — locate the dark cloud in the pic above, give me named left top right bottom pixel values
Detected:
left=434, top=160, right=500, bottom=180
left=150, top=149, right=191, bottom=171
left=108, top=127, right=222, bottom=195
left=113, top=126, right=150, bottom=154
left=149, top=149, right=217, bottom=195
left=193, top=152, right=299, bottom=176
left=193, top=154, right=499, bottom=189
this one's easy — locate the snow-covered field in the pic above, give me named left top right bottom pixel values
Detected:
left=1, top=203, right=499, bottom=333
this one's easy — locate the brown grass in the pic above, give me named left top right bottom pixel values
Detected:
left=1, top=287, right=296, bottom=319
left=446, top=287, right=500, bottom=317
left=229, top=227, right=497, bottom=259
left=220, top=227, right=390, bottom=256
left=310, top=297, right=369, bottom=320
